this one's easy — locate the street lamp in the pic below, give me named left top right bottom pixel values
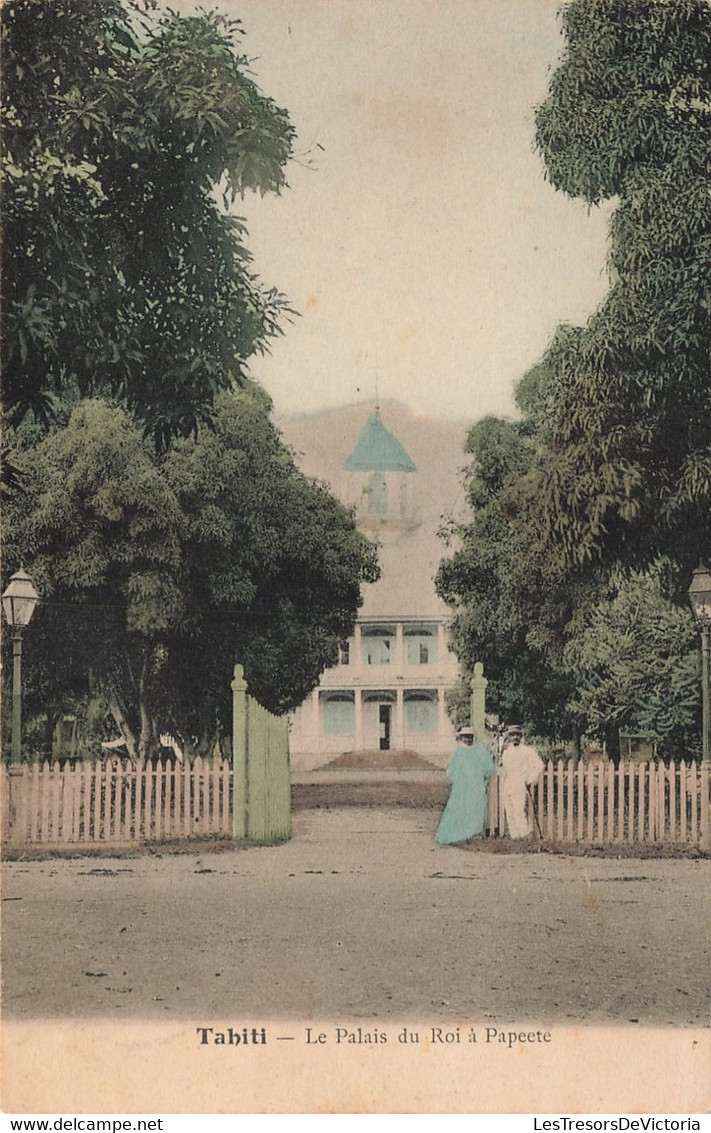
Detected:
left=688, top=563, right=711, bottom=763
left=2, top=569, right=39, bottom=763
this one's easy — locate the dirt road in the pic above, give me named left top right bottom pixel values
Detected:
left=3, top=805, right=709, bottom=1026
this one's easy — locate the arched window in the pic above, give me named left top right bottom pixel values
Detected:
left=404, top=690, right=437, bottom=733
left=321, top=691, right=355, bottom=735
left=361, top=625, right=395, bottom=665
left=405, top=625, right=438, bottom=665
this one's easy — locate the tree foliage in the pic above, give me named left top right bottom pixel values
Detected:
left=523, top=0, right=711, bottom=580
left=564, top=563, right=700, bottom=759
left=437, top=408, right=577, bottom=738
left=4, top=392, right=379, bottom=758
left=1, top=0, right=295, bottom=445
left=1, top=2, right=381, bottom=759
left=439, top=0, right=710, bottom=755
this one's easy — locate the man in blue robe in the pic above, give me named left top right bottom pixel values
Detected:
left=436, top=727, right=495, bottom=846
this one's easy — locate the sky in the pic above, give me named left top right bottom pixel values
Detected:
left=169, top=0, right=613, bottom=424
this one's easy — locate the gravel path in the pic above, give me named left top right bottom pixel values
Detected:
left=3, top=806, right=709, bottom=1026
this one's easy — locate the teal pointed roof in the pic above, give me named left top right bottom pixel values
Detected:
left=343, top=412, right=416, bottom=473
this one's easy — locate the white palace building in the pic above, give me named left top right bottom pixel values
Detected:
left=281, top=401, right=467, bottom=771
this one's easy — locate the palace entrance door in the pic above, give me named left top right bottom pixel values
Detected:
left=379, top=704, right=391, bottom=751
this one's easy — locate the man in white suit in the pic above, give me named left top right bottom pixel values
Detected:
left=499, top=726, right=543, bottom=838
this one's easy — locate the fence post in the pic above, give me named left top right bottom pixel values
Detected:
left=701, top=761, right=711, bottom=854
left=470, top=661, right=487, bottom=741
left=232, top=663, right=248, bottom=840
left=4, top=764, right=27, bottom=847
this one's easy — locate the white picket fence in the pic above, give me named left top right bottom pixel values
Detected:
left=2, top=757, right=233, bottom=848
left=488, top=758, right=710, bottom=845
left=2, top=756, right=709, bottom=850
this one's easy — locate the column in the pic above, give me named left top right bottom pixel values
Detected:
left=394, top=622, right=405, bottom=671
left=355, top=688, right=363, bottom=751
left=353, top=623, right=363, bottom=674
left=311, top=690, right=321, bottom=749
left=394, top=688, right=405, bottom=750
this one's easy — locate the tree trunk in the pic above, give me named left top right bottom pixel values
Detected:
left=604, top=723, right=621, bottom=767
left=137, top=650, right=155, bottom=763
left=570, top=726, right=582, bottom=769
left=45, top=711, right=58, bottom=763
left=106, top=688, right=138, bottom=762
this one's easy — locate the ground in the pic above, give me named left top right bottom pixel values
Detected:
left=3, top=802, right=709, bottom=1026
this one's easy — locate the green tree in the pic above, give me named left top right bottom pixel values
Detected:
left=564, top=563, right=700, bottom=760
left=4, top=392, right=379, bottom=760
left=522, top=0, right=711, bottom=580
left=439, top=1, right=710, bottom=756
left=1, top=1, right=384, bottom=762
left=437, top=404, right=577, bottom=739
left=1, top=0, right=294, bottom=445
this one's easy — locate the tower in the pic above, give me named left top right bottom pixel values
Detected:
left=343, top=408, right=417, bottom=529
left=287, top=402, right=460, bottom=770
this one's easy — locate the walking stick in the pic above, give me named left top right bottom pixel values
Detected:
left=526, top=782, right=543, bottom=841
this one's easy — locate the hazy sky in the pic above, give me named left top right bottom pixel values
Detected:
left=170, top=0, right=612, bottom=423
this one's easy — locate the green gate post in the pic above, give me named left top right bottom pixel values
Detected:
left=232, top=663, right=248, bottom=840
left=470, top=661, right=487, bottom=740
left=701, top=762, right=711, bottom=854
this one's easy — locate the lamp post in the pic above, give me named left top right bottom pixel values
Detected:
left=2, top=569, right=39, bottom=763
left=688, top=563, right=711, bottom=763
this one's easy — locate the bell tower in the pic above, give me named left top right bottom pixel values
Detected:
left=343, top=407, right=418, bottom=533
